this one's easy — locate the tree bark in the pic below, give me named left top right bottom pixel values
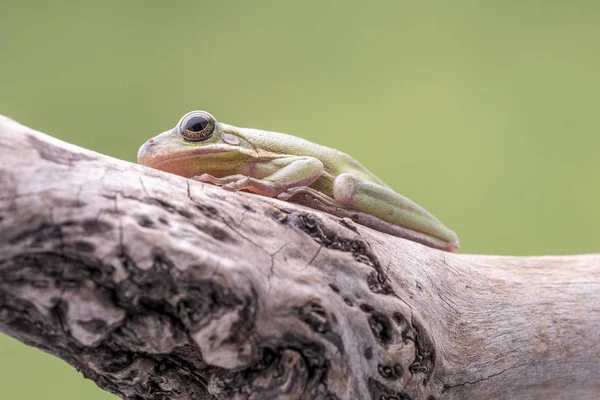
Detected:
left=0, top=114, right=598, bottom=400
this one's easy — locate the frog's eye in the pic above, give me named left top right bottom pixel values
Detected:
left=179, top=111, right=215, bottom=141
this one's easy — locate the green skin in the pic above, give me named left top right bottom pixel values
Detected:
left=138, top=111, right=459, bottom=251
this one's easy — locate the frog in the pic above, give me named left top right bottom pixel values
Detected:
left=138, top=110, right=459, bottom=251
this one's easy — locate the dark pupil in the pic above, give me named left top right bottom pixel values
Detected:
left=189, top=118, right=207, bottom=132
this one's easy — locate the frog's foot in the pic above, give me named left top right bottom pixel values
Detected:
left=224, top=177, right=286, bottom=197
left=277, top=187, right=307, bottom=201
left=277, top=186, right=341, bottom=209
left=191, top=173, right=246, bottom=186
left=192, top=174, right=284, bottom=197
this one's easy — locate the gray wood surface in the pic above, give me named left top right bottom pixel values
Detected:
left=0, top=115, right=598, bottom=399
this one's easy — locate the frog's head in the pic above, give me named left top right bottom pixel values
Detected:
left=138, top=110, right=247, bottom=177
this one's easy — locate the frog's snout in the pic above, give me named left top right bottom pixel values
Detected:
left=137, top=139, right=155, bottom=166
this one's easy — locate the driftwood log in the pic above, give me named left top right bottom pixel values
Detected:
left=0, top=115, right=598, bottom=400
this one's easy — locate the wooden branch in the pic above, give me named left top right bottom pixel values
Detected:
left=0, top=115, right=598, bottom=400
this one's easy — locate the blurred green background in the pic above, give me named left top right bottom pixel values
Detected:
left=1, top=1, right=599, bottom=398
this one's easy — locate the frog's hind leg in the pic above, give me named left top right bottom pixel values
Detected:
left=278, top=186, right=342, bottom=207
left=332, top=173, right=459, bottom=251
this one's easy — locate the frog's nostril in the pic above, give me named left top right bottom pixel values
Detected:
left=147, top=138, right=154, bottom=145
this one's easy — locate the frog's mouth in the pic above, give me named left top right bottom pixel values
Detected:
left=137, top=140, right=233, bottom=178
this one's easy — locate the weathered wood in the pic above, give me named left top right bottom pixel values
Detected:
left=0, top=115, right=598, bottom=400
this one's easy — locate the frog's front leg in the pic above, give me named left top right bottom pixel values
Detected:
left=193, top=174, right=248, bottom=187
left=192, top=156, right=323, bottom=198
left=332, top=173, right=459, bottom=250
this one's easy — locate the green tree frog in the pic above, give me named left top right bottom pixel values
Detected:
left=138, top=111, right=459, bottom=251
